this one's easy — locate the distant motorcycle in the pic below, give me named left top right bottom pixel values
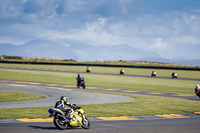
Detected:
left=86, top=69, right=91, bottom=73
left=172, top=72, right=177, bottom=78
left=120, top=69, right=125, bottom=75
left=151, top=71, right=156, bottom=77
left=48, top=105, right=90, bottom=130
left=120, top=71, right=124, bottom=75
left=86, top=67, right=91, bottom=73
left=195, top=88, right=200, bottom=99
left=77, top=81, right=86, bottom=89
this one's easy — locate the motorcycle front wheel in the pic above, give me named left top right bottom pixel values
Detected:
left=53, top=117, right=68, bottom=130
left=82, top=117, right=90, bottom=129
left=83, top=84, right=86, bottom=89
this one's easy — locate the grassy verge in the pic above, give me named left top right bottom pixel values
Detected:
left=82, top=93, right=200, bottom=117
left=0, top=93, right=199, bottom=119
left=0, top=69, right=197, bottom=93
left=0, top=90, right=46, bottom=102
left=0, top=63, right=200, bottom=79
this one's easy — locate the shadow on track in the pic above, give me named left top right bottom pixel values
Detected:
left=29, top=126, right=83, bottom=131
left=29, top=126, right=57, bottom=130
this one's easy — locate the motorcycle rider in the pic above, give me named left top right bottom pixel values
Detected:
left=86, top=67, right=91, bottom=73
left=151, top=70, right=156, bottom=77
left=172, top=72, right=177, bottom=78
left=76, top=73, right=84, bottom=86
left=172, top=72, right=175, bottom=77
left=195, top=84, right=200, bottom=98
left=54, top=96, right=76, bottom=120
left=120, top=69, right=125, bottom=75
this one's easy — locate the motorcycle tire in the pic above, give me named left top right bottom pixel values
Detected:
left=53, top=117, right=68, bottom=130
left=83, top=85, right=86, bottom=89
left=82, top=117, right=90, bottom=129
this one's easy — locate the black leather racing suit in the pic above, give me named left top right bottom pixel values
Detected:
left=54, top=99, right=74, bottom=119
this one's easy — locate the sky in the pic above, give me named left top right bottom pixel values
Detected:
left=0, top=0, right=200, bottom=60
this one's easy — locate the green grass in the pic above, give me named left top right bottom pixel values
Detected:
left=0, top=90, right=46, bottom=102
left=0, top=68, right=197, bottom=94
left=0, top=63, right=200, bottom=79
left=82, top=93, right=200, bottom=117
left=0, top=93, right=199, bottom=119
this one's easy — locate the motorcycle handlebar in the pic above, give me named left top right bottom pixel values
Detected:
left=74, top=106, right=81, bottom=110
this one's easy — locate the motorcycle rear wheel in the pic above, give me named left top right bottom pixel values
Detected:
left=53, top=117, right=68, bottom=130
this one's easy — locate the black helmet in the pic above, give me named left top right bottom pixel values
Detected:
left=60, top=96, right=67, bottom=102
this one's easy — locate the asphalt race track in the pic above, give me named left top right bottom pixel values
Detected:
left=0, top=67, right=200, bottom=133
left=1, top=66, right=200, bottom=81
left=0, top=84, right=133, bottom=108
left=0, top=117, right=200, bottom=133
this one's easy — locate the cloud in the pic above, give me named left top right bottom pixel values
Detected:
left=176, top=36, right=200, bottom=45
left=193, top=9, right=200, bottom=14
left=0, top=0, right=200, bottom=60
left=149, top=37, right=168, bottom=50
left=86, top=18, right=107, bottom=31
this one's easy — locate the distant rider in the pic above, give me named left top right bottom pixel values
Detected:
left=86, top=67, right=91, bottom=73
left=172, top=72, right=177, bottom=78
left=172, top=72, right=175, bottom=77
left=76, top=73, right=84, bottom=86
left=151, top=71, right=156, bottom=77
left=120, top=69, right=125, bottom=75
left=195, top=84, right=200, bottom=97
left=54, top=96, right=76, bottom=120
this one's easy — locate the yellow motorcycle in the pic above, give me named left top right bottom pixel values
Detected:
left=48, top=105, right=90, bottom=130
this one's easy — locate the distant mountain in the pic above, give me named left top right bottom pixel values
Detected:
left=0, top=39, right=200, bottom=66
left=69, top=43, right=160, bottom=61
left=0, top=39, right=159, bottom=61
left=140, top=57, right=200, bottom=66
left=170, top=59, right=200, bottom=66
left=0, top=40, right=74, bottom=59
left=0, top=43, right=20, bottom=55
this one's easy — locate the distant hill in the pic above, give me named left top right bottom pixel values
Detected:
left=0, top=39, right=200, bottom=66
left=0, top=39, right=159, bottom=61
left=0, top=40, right=74, bottom=59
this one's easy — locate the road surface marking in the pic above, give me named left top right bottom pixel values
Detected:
left=17, top=118, right=53, bottom=122
left=28, top=82, right=42, bottom=85
left=174, top=94, right=193, bottom=97
left=149, top=92, right=165, bottom=95
left=47, top=84, right=58, bottom=86
left=194, top=112, right=200, bottom=114
left=155, top=114, right=188, bottom=118
left=124, top=90, right=139, bottom=93
left=97, top=116, right=137, bottom=120
left=104, top=89, right=119, bottom=91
